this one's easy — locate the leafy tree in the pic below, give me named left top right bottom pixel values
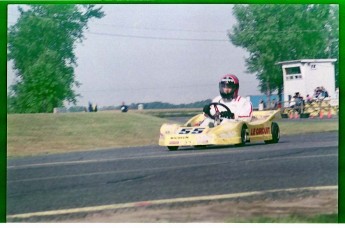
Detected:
left=327, top=5, right=339, bottom=87
left=8, top=4, right=105, bottom=113
left=229, top=4, right=338, bottom=105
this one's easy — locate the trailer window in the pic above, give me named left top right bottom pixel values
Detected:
left=285, top=67, right=301, bottom=75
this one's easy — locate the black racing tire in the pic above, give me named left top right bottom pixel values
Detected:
left=235, top=124, right=248, bottom=147
left=167, top=146, right=179, bottom=151
left=264, top=122, right=280, bottom=144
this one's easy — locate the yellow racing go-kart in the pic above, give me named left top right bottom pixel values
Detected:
left=159, top=102, right=281, bottom=151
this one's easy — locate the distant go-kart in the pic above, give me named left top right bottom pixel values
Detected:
left=159, top=103, right=281, bottom=151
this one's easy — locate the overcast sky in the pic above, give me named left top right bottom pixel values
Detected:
left=7, top=4, right=261, bottom=107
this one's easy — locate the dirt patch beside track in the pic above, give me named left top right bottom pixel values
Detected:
left=50, top=188, right=337, bottom=223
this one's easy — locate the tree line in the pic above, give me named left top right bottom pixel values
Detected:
left=57, top=99, right=211, bottom=112
left=125, top=99, right=212, bottom=110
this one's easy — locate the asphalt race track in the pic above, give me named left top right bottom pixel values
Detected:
left=7, top=131, right=338, bottom=219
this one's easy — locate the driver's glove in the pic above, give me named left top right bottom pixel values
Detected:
left=220, top=111, right=234, bottom=119
left=203, top=105, right=211, bottom=116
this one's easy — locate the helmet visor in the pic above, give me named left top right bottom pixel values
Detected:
left=220, top=80, right=236, bottom=89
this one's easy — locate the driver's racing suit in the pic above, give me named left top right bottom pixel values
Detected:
left=200, top=95, right=253, bottom=127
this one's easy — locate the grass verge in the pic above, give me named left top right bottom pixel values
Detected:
left=7, top=111, right=170, bottom=158
left=7, top=111, right=338, bottom=158
left=277, top=120, right=338, bottom=136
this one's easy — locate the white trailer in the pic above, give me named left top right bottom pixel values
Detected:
left=277, top=59, right=337, bottom=104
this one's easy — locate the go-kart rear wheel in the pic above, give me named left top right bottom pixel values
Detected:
left=167, top=146, right=179, bottom=151
left=265, top=122, right=280, bottom=144
left=235, top=124, right=248, bottom=147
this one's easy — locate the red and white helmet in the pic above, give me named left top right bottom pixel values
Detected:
left=219, top=74, right=239, bottom=100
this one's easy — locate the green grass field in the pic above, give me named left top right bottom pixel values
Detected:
left=7, top=111, right=170, bottom=158
left=7, top=110, right=338, bottom=158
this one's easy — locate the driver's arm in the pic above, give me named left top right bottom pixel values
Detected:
left=203, top=105, right=211, bottom=117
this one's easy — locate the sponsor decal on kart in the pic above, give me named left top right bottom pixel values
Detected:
left=170, top=136, right=190, bottom=140
left=250, top=127, right=270, bottom=136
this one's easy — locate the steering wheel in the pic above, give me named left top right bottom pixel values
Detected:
left=205, top=102, right=233, bottom=120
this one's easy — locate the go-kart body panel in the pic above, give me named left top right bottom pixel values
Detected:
left=159, top=110, right=281, bottom=147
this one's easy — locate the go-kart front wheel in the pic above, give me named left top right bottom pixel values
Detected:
left=235, top=124, right=248, bottom=147
left=167, top=146, right=179, bottom=151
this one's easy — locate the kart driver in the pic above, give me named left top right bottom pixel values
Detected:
left=200, top=74, right=253, bottom=127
